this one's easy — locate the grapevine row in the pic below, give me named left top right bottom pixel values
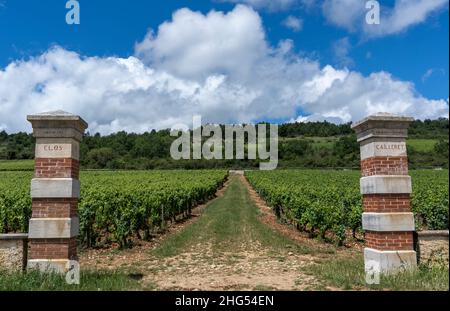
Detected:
left=0, top=170, right=228, bottom=248
left=246, top=170, right=449, bottom=245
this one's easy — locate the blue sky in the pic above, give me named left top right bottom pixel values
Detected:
left=0, top=0, right=448, bottom=133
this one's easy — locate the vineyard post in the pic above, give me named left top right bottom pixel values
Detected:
left=26, top=111, right=88, bottom=274
left=352, top=113, right=417, bottom=276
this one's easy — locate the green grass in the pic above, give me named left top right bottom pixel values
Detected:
left=407, top=139, right=438, bottom=152
left=152, top=176, right=323, bottom=257
left=0, top=159, right=34, bottom=171
left=0, top=269, right=143, bottom=291
left=306, top=253, right=449, bottom=291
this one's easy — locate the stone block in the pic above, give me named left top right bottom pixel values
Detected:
left=32, top=127, right=84, bottom=142
left=35, top=138, right=80, bottom=160
left=28, top=217, right=79, bottom=239
left=27, top=259, right=73, bottom=274
left=362, top=212, right=415, bottom=231
left=31, top=178, right=80, bottom=198
left=360, top=175, right=412, bottom=194
left=360, top=139, right=407, bottom=160
left=364, top=247, right=417, bottom=274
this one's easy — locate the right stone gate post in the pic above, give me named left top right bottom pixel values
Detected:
left=352, top=113, right=417, bottom=274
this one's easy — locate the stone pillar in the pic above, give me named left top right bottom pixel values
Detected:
left=352, top=113, right=417, bottom=274
left=26, top=110, right=88, bottom=273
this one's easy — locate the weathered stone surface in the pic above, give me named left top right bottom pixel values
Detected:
left=31, top=178, right=80, bottom=198
left=0, top=234, right=28, bottom=271
left=27, top=259, right=73, bottom=273
left=417, top=231, right=449, bottom=266
left=32, top=127, right=84, bottom=142
left=362, top=212, right=415, bottom=232
left=35, top=138, right=80, bottom=160
left=27, top=110, right=87, bottom=122
left=28, top=217, right=79, bottom=239
left=27, top=110, right=88, bottom=128
left=364, top=247, right=417, bottom=274
left=356, top=128, right=409, bottom=143
left=360, top=175, right=412, bottom=194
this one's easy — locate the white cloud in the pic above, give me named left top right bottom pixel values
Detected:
left=332, top=37, right=354, bottom=68
left=366, top=0, right=449, bottom=37
left=282, top=15, right=304, bottom=32
left=0, top=5, right=448, bottom=134
left=322, top=0, right=365, bottom=31
left=322, top=0, right=449, bottom=37
left=297, top=69, right=449, bottom=123
left=135, top=5, right=267, bottom=81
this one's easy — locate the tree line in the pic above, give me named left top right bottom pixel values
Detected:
left=1, top=118, right=448, bottom=169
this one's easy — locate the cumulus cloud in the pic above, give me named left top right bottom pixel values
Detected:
left=135, top=5, right=267, bottom=81
left=0, top=5, right=448, bottom=134
left=223, top=0, right=448, bottom=38
left=322, top=0, right=448, bottom=37
left=366, top=0, right=449, bottom=37
left=282, top=15, right=304, bottom=32
left=295, top=68, right=449, bottom=123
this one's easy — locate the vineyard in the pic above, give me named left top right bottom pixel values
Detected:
left=1, top=169, right=448, bottom=248
left=246, top=170, right=449, bottom=245
left=0, top=170, right=228, bottom=248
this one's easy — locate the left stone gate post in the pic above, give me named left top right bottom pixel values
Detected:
left=27, top=110, right=88, bottom=273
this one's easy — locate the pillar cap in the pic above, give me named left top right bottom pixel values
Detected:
left=352, top=112, right=414, bottom=142
left=352, top=112, right=414, bottom=130
left=27, top=110, right=88, bottom=129
left=27, top=110, right=88, bottom=140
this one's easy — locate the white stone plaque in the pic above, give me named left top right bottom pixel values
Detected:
left=35, top=138, right=79, bottom=160
left=360, top=141, right=407, bottom=160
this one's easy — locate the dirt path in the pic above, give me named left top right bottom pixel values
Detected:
left=81, top=174, right=336, bottom=290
